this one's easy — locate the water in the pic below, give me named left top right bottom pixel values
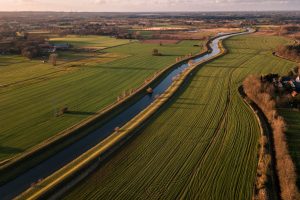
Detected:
left=0, top=30, right=251, bottom=200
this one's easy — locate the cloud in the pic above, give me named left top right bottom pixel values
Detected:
left=93, top=0, right=107, bottom=4
left=2, top=0, right=300, bottom=11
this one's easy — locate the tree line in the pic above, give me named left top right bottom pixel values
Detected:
left=1, top=33, right=47, bottom=59
left=276, top=44, right=300, bottom=62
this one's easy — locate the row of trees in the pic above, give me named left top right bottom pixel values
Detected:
left=1, top=35, right=47, bottom=59
left=278, top=25, right=300, bottom=36
left=243, top=75, right=299, bottom=200
left=276, top=44, right=300, bottom=62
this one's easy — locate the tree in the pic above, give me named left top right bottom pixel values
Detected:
left=49, top=53, right=58, bottom=66
left=152, top=49, right=161, bottom=56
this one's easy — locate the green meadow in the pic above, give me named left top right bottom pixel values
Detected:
left=49, top=35, right=131, bottom=49
left=0, top=38, right=203, bottom=161
left=64, top=35, right=295, bottom=200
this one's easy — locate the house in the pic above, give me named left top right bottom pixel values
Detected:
left=0, top=41, right=13, bottom=54
left=50, top=43, right=70, bottom=51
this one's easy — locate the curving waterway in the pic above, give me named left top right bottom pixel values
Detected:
left=0, top=29, right=252, bottom=200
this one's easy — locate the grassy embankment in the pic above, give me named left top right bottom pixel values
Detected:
left=0, top=37, right=203, bottom=162
left=64, top=35, right=294, bottom=200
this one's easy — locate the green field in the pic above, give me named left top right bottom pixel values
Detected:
left=64, top=35, right=294, bottom=199
left=0, top=39, right=203, bottom=161
left=49, top=35, right=131, bottom=49
left=279, top=109, right=300, bottom=188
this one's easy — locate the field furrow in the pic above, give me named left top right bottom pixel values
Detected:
left=64, top=35, right=295, bottom=200
left=0, top=40, right=203, bottom=161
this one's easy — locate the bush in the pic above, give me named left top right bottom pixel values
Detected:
left=152, top=49, right=162, bottom=56
left=56, top=106, right=68, bottom=116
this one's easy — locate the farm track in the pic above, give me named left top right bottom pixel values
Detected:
left=179, top=68, right=234, bottom=198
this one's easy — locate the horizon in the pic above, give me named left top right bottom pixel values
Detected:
left=0, top=10, right=300, bottom=13
left=1, top=0, right=300, bottom=12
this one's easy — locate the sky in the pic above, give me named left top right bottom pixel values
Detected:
left=1, top=0, right=300, bottom=12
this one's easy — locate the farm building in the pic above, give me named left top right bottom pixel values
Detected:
left=50, top=43, right=70, bottom=50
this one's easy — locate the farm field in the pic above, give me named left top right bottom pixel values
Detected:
left=279, top=109, right=300, bottom=188
left=49, top=35, right=131, bottom=49
left=64, top=35, right=295, bottom=200
left=0, top=55, right=66, bottom=86
left=0, top=39, right=203, bottom=161
left=0, top=49, right=129, bottom=87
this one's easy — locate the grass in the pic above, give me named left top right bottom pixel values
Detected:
left=128, top=30, right=155, bottom=39
left=64, top=35, right=294, bottom=200
left=0, top=52, right=125, bottom=89
left=49, top=35, right=131, bottom=49
left=17, top=62, right=192, bottom=199
left=0, top=55, right=63, bottom=86
left=0, top=40, right=203, bottom=161
left=279, top=109, right=300, bottom=188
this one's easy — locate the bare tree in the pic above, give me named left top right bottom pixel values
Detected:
left=49, top=53, right=58, bottom=66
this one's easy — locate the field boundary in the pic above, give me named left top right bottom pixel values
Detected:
left=273, top=52, right=299, bottom=64
left=16, top=32, right=239, bottom=200
left=0, top=37, right=213, bottom=184
left=238, top=86, right=281, bottom=200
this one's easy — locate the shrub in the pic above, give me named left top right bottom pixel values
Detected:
left=152, top=49, right=162, bottom=56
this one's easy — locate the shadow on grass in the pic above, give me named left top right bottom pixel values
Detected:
left=0, top=146, right=23, bottom=154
